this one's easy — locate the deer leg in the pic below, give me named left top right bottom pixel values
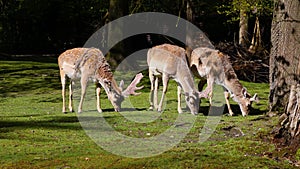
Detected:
left=78, top=77, right=88, bottom=113
left=61, top=74, right=67, bottom=113
left=149, top=71, right=155, bottom=111
left=224, top=91, right=234, bottom=116
left=209, top=90, right=213, bottom=106
left=154, top=77, right=159, bottom=110
left=203, top=79, right=213, bottom=99
left=177, top=85, right=183, bottom=114
left=204, top=77, right=214, bottom=105
left=158, top=74, right=169, bottom=112
left=96, top=83, right=102, bottom=113
left=68, top=81, right=74, bottom=112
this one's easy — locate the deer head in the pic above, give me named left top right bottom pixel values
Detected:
left=237, top=88, right=259, bottom=116
left=184, top=91, right=199, bottom=115
left=100, top=73, right=144, bottom=112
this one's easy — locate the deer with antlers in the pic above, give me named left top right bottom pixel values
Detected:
left=189, top=47, right=259, bottom=116
left=147, top=44, right=207, bottom=115
left=58, top=48, right=143, bottom=113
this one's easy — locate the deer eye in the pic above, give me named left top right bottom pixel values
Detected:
left=198, top=58, right=202, bottom=65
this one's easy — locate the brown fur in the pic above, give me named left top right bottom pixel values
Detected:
left=147, top=44, right=206, bottom=115
left=189, top=47, right=258, bottom=116
left=95, top=59, right=114, bottom=82
left=58, top=47, right=143, bottom=113
left=152, top=44, right=186, bottom=58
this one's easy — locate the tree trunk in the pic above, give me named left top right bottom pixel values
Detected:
left=248, top=17, right=262, bottom=54
left=270, top=0, right=300, bottom=156
left=239, top=9, right=249, bottom=48
left=186, top=0, right=193, bottom=23
left=106, top=0, right=129, bottom=68
left=269, top=0, right=300, bottom=112
left=185, top=0, right=213, bottom=51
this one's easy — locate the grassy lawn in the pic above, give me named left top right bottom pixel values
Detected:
left=0, top=58, right=297, bottom=168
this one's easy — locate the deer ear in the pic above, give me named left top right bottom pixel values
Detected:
left=104, top=79, right=112, bottom=91
left=119, top=80, right=124, bottom=91
left=250, top=93, right=259, bottom=103
left=242, top=87, right=248, bottom=98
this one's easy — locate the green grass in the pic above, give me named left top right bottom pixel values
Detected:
left=0, top=58, right=298, bottom=168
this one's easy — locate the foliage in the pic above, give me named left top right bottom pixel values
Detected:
left=0, top=58, right=298, bottom=168
left=217, top=0, right=273, bottom=23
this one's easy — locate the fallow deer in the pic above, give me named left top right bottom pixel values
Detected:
left=147, top=44, right=207, bottom=115
left=189, top=47, right=259, bottom=116
left=58, top=48, right=143, bottom=113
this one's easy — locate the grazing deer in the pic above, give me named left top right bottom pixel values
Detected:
left=58, top=48, right=143, bottom=113
left=147, top=44, right=207, bottom=115
left=189, top=47, right=258, bottom=116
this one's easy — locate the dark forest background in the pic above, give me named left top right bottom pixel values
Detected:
left=0, top=0, right=273, bottom=55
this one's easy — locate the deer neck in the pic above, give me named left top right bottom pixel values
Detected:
left=95, top=62, right=122, bottom=95
left=98, top=77, right=122, bottom=98
left=175, top=61, right=196, bottom=93
left=221, top=61, right=245, bottom=102
left=111, top=78, right=122, bottom=95
left=224, top=78, right=244, bottom=102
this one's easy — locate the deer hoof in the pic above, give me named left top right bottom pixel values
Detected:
left=69, top=107, right=74, bottom=112
left=191, top=112, right=198, bottom=115
left=157, top=108, right=162, bottom=113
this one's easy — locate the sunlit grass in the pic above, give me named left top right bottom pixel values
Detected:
left=0, top=59, right=297, bottom=168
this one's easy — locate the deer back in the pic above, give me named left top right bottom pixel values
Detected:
left=147, top=44, right=187, bottom=76
left=58, top=48, right=105, bottom=80
left=148, top=44, right=199, bottom=93
left=190, top=47, right=238, bottom=84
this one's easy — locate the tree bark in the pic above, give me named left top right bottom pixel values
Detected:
left=239, top=9, right=249, bottom=48
left=270, top=0, right=300, bottom=156
left=269, top=0, right=300, bottom=112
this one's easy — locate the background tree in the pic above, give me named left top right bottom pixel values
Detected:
left=0, top=0, right=273, bottom=65
left=217, top=0, right=273, bottom=52
left=106, top=0, right=129, bottom=67
left=270, top=0, right=300, bottom=154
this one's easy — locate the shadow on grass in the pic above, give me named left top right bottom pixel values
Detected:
left=0, top=114, right=123, bottom=142
left=0, top=57, right=61, bottom=97
left=0, top=115, right=80, bottom=129
left=0, top=54, right=58, bottom=63
left=121, top=108, right=148, bottom=111
left=0, top=112, right=128, bottom=141
left=200, top=104, right=266, bottom=116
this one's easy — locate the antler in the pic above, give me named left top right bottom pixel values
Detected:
left=122, top=73, right=144, bottom=97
